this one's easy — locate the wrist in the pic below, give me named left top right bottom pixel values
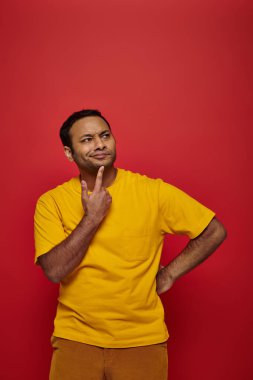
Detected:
left=82, top=212, right=101, bottom=229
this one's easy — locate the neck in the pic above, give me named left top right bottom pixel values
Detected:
left=79, top=166, right=117, bottom=191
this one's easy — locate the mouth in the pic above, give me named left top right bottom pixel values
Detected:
left=92, top=154, right=109, bottom=160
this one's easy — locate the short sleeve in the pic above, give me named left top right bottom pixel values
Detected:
left=34, top=193, right=66, bottom=263
left=158, top=179, right=216, bottom=239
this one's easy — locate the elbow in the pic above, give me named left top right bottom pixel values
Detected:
left=46, top=272, right=61, bottom=284
left=220, top=224, right=227, bottom=242
left=43, top=267, right=62, bottom=283
left=38, top=257, right=61, bottom=284
left=42, top=267, right=61, bottom=284
left=212, top=218, right=227, bottom=245
left=203, top=217, right=227, bottom=245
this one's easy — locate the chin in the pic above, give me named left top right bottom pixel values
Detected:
left=82, top=162, right=113, bottom=174
left=97, top=155, right=116, bottom=169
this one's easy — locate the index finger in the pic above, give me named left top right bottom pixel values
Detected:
left=93, top=166, right=104, bottom=192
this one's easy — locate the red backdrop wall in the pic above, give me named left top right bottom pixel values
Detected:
left=1, top=0, right=252, bottom=379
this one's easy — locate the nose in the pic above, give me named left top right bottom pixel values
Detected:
left=94, top=135, right=105, bottom=150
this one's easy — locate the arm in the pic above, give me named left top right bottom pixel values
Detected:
left=156, top=216, right=227, bottom=295
left=38, top=166, right=112, bottom=283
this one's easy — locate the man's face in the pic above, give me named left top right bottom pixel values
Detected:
left=65, top=116, right=116, bottom=173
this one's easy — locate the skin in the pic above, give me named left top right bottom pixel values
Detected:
left=38, top=115, right=227, bottom=289
left=64, top=116, right=117, bottom=191
left=38, top=116, right=116, bottom=282
left=38, top=166, right=111, bottom=283
left=156, top=217, right=227, bottom=295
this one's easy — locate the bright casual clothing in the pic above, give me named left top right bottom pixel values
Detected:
left=49, top=337, right=168, bottom=380
left=34, top=168, right=215, bottom=348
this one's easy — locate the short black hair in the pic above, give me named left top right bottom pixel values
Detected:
left=59, top=109, right=111, bottom=150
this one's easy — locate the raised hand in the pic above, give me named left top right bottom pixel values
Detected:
left=81, top=166, right=112, bottom=225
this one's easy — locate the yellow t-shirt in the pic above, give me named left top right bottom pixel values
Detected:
left=34, top=168, right=215, bottom=348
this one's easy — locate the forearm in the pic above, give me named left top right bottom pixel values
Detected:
left=164, top=217, right=227, bottom=282
left=38, top=215, right=100, bottom=283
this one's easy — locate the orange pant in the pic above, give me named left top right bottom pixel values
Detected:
left=49, top=336, right=168, bottom=380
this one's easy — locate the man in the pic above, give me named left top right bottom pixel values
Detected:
left=34, top=109, right=227, bottom=380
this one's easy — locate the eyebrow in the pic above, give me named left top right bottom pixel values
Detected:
left=79, top=130, right=110, bottom=138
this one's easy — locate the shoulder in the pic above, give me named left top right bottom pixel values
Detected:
left=117, top=168, right=178, bottom=203
left=120, top=168, right=179, bottom=193
left=36, top=176, right=78, bottom=206
left=118, top=167, right=163, bottom=187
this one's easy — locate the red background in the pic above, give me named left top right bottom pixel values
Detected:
left=1, top=0, right=252, bottom=379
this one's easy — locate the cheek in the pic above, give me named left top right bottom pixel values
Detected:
left=73, top=148, right=89, bottom=161
left=110, top=138, right=116, bottom=149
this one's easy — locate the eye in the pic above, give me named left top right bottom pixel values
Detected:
left=102, top=133, right=110, bottom=139
left=81, top=137, right=92, bottom=143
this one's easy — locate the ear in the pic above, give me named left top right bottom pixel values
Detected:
left=64, top=146, right=74, bottom=162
